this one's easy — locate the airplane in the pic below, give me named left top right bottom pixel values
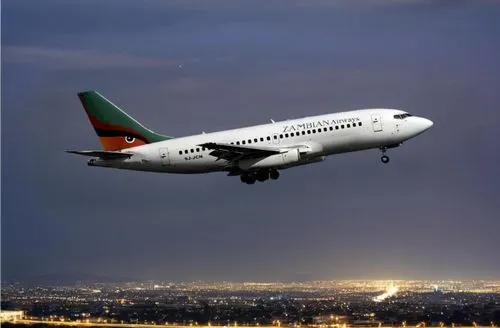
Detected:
left=67, top=91, right=433, bottom=184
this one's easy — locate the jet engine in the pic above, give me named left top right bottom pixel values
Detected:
left=238, top=149, right=300, bottom=170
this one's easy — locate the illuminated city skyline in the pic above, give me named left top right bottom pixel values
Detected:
left=2, top=279, right=499, bottom=326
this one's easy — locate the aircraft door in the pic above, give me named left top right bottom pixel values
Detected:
left=371, top=114, right=383, bottom=132
left=159, top=147, right=170, bottom=165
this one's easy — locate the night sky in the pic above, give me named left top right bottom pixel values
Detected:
left=2, top=0, right=499, bottom=282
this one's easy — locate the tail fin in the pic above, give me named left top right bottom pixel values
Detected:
left=78, top=91, right=172, bottom=151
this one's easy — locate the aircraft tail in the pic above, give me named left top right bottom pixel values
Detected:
left=78, top=91, right=172, bottom=151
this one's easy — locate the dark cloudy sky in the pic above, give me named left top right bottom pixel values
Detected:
left=2, top=0, right=500, bottom=282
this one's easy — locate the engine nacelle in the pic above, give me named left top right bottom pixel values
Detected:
left=238, top=149, right=300, bottom=170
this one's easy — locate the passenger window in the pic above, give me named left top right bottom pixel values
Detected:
left=290, top=132, right=294, bottom=137
left=196, top=148, right=200, bottom=152
left=312, top=129, right=316, bottom=133
left=202, top=148, right=206, bottom=151
left=230, top=142, right=234, bottom=145
left=324, top=127, right=327, bottom=132
left=274, top=135, right=277, bottom=139
left=179, top=151, right=182, bottom=155
left=329, top=126, right=333, bottom=131
left=341, top=125, right=345, bottom=129
left=190, top=149, right=194, bottom=153
left=260, top=137, right=264, bottom=142
left=352, top=123, right=356, bottom=127
left=335, top=126, right=339, bottom=130
left=184, top=150, right=188, bottom=154
left=242, top=140, right=246, bottom=144
left=302, top=131, right=306, bottom=135
left=347, top=124, right=350, bottom=128
left=254, top=138, right=258, bottom=143
left=307, top=130, right=311, bottom=134
left=248, top=139, right=252, bottom=144
left=359, top=122, right=362, bottom=126
left=267, top=136, right=271, bottom=141
left=285, top=133, right=289, bottom=138
left=280, top=134, right=283, bottom=139
left=236, top=141, right=240, bottom=145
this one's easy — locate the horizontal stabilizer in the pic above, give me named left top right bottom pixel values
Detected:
left=66, top=150, right=133, bottom=160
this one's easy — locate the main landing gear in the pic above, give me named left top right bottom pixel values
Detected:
left=270, top=169, right=280, bottom=180
left=240, top=169, right=280, bottom=184
left=240, top=174, right=256, bottom=184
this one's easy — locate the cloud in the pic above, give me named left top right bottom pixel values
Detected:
left=2, top=46, right=179, bottom=70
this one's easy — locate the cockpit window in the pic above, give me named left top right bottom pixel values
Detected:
left=394, top=113, right=413, bottom=119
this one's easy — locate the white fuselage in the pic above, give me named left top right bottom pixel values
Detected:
left=88, top=108, right=433, bottom=174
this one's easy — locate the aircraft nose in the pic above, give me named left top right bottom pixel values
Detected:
left=408, top=116, right=433, bottom=136
left=411, top=117, right=433, bottom=134
left=420, top=117, right=433, bottom=130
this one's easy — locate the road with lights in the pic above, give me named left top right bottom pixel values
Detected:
left=3, top=319, right=495, bottom=328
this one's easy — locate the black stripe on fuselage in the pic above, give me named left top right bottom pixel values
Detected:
left=94, top=128, right=149, bottom=143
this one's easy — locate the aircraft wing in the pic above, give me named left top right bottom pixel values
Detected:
left=66, top=150, right=134, bottom=160
left=198, top=142, right=281, bottom=162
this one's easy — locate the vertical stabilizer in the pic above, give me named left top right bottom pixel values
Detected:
left=78, top=91, right=172, bottom=151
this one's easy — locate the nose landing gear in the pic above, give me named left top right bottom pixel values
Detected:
left=379, top=143, right=401, bottom=163
left=380, top=147, right=390, bottom=164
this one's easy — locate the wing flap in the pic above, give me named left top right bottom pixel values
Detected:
left=198, top=142, right=281, bottom=162
left=66, top=150, right=133, bottom=160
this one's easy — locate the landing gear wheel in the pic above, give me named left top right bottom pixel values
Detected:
left=241, top=174, right=256, bottom=184
left=256, top=170, right=269, bottom=182
left=269, top=169, right=280, bottom=180
left=381, top=155, right=390, bottom=164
